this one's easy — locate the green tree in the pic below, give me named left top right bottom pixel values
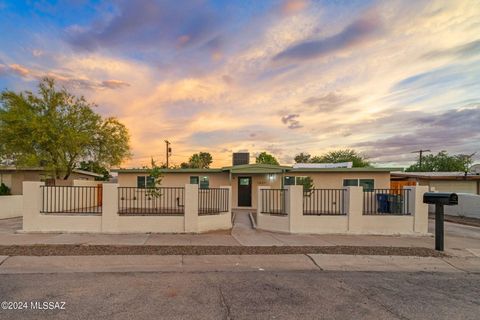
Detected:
left=310, top=149, right=370, bottom=167
left=255, top=152, right=280, bottom=165
left=294, top=152, right=311, bottom=163
left=0, top=78, right=131, bottom=179
left=297, top=176, right=314, bottom=193
left=79, top=160, right=110, bottom=181
left=406, top=151, right=474, bottom=172
left=184, top=152, right=213, bottom=168
left=145, top=158, right=164, bottom=198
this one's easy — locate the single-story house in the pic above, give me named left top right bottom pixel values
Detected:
left=114, top=164, right=393, bottom=210
left=391, top=171, right=480, bottom=195
left=0, top=167, right=103, bottom=195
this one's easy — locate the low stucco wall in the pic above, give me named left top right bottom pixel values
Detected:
left=291, top=215, right=348, bottom=234
left=444, top=193, right=480, bottom=218
left=116, top=216, right=185, bottom=233
left=198, top=213, right=232, bottom=233
left=257, top=214, right=290, bottom=233
left=0, top=195, right=23, bottom=219
left=257, top=186, right=429, bottom=235
left=24, top=215, right=102, bottom=233
left=349, top=215, right=414, bottom=235
left=22, top=182, right=232, bottom=234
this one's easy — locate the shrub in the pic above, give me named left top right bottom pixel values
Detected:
left=0, top=183, right=11, bottom=196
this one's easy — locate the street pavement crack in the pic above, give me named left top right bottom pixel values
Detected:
left=441, top=258, right=468, bottom=273
left=305, top=254, right=323, bottom=270
left=0, top=255, right=10, bottom=267
left=218, top=286, right=232, bottom=320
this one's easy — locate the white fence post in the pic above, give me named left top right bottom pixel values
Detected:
left=405, top=186, right=429, bottom=233
left=346, top=186, right=363, bottom=233
left=101, top=183, right=119, bottom=233
left=22, top=181, right=44, bottom=232
left=220, top=186, right=233, bottom=227
left=288, top=185, right=303, bottom=233
left=184, top=184, right=199, bottom=233
left=256, top=186, right=270, bottom=228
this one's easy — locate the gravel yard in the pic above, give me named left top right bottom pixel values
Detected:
left=0, top=244, right=444, bottom=257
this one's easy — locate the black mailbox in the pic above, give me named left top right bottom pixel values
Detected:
left=423, top=192, right=459, bottom=251
left=423, top=192, right=458, bottom=206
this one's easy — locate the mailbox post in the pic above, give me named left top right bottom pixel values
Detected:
left=423, top=192, right=458, bottom=251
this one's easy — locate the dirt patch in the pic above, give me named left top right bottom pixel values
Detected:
left=0, top=245, right=445, bottom=257
left=430, top=214, right=480, bottom=228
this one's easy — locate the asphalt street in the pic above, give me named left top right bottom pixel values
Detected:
left=1, top=270, right=479, bottom=319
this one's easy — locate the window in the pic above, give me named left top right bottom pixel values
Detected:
left=359, top=179, right=374, bottom=191
left=190, top=176, right=199, bottom=184
left=295, top=176, right=308, bottom=185
left=239, top=178, right=250, bottom=186
left=283, top=176, right=295, bottom=186
left=199, top=176, right=209, bottom=189
left=137, top=176, right=155, bottom=188
left=283, top=176, right=312, bottom=189
left=137, top=176, right=146, bottom=188
left=190, top=176, right=208, bottom=188
left=343, top=179, right=375, bottom=191
left=343, top=179, right=358, bottom=187
left=146, top=176, right=155, bottom=188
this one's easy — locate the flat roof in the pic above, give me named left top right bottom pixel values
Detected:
left=391, top=171, right=480, bottom=180
left=0, top=167, right=103, bottom=178
left=112, top=168, right=224, bottom=173
left=290, top=167, right=397, bottom=173
left=114, top=164, right=396, bottom=174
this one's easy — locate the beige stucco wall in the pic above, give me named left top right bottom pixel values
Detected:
left=0, top=173, right=13, bottom=190
left=257, top=185, right=429, bottom=235
left=425, top=180, right=478, bottom=194
left=119, top=171, right=390, bottom=209
left=292, top=172, right=390, bottom=189
left=0, top=195, right=23, bottom=219
left=444, top=193, right=480, bottom=218
left=231, top=173, right=282, bottom=209
left=0, top=171, right=96, bottom=195
left=118, top=172, right=230, bottom=188
left=232, top=171, right=390, bottom=209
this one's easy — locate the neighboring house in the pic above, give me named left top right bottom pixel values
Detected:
left=0, top=167, right=103, bottom=195
left=114, top=162, right=393, bottom=210
left=471, top=164, right=480, bottom=174
left=391, top=171, right=480, bottom=195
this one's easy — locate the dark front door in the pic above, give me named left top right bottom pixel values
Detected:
left=238, top=176, right=252, bottom=207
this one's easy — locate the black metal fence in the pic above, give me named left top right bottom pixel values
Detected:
left=198, top=188, right=230, bottom=215
left=118, top=187, right=184, bottom=215
left=261, top=189, right=287, bottom=215
left=363, top=189, right=411, bottom=215
left=40, top=186, right=102, bottom=214
left=303, top=189, right=346, bottom=215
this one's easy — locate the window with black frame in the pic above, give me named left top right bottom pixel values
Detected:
left=190, top=176, right=199, bottom=184
left=137, top=176, right=155, bottom=188
left=199, top=176, right=209, bottom=189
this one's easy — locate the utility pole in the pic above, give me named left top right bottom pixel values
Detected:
left=411, top=149, right=431, bottom=168
left=165, top=140, right=172, bottom=168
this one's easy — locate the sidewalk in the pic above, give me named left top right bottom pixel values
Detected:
left=1, top=254, right=479, bottom=274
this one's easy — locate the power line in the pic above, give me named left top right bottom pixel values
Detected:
left=411, top=149, right=431, bottom=168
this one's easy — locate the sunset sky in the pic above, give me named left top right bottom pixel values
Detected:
left=0, top=0, right=479, bottom=168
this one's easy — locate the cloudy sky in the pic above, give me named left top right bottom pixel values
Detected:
left=1, top=0, right=479, bottom=168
